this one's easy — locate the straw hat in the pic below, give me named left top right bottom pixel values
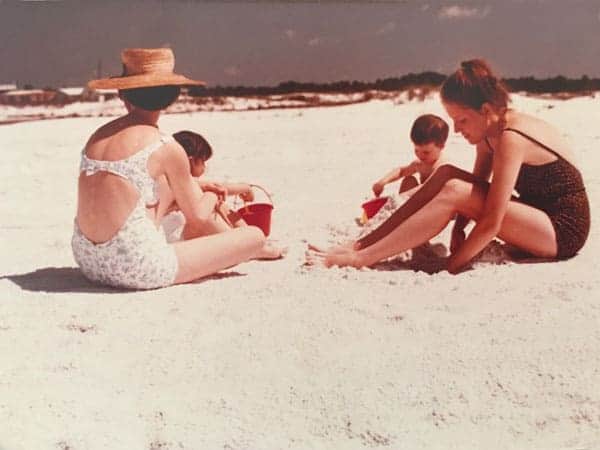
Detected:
left=88, top=48, right=205, bottom=90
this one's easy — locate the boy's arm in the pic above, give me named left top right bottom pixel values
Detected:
left=372, top=163, right=416, bottom=196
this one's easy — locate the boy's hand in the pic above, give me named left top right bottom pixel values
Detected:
left=239, top=184, right=255, bottom=202
left=372, top=181, right=384, bottom=197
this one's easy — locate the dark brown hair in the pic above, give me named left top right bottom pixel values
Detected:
left=410, top=114, right=449, bottom=147
left=440, top=59, right=510, bottom=110
left=120, top=85, right=181, bottom=111
left=173, top=130, right=213, bottom=161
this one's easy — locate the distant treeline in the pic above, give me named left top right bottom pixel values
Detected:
left=188, top=72, right=600, bottom=97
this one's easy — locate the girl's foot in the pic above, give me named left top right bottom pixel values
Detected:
left=255, top=241, right=287, bottom=260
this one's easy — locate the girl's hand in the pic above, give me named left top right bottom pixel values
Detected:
left=202, top=182, right=228, bottom=200
left=239, top=184, right=255, bottom=202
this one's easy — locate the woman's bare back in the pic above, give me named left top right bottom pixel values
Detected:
left=76, top=118, right=163, bottom=243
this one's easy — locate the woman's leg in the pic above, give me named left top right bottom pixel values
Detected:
left=357, top=165, right=483, bottom=249
left=325, top=176, right=557, bottom=268
left=172, top=226, right=266, bottom=284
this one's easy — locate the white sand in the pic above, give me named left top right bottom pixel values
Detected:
left=1, top=93, right=599, bottom=450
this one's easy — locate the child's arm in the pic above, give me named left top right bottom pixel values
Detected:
left=157, top=174, right=221, bottom=222
left=199, top=179, right=254, bottom=202
left=221, top=182, right=254, bottom=201
left=372, top=162, right=418, bottom=196
left=197, top=179, right=228, bottom=199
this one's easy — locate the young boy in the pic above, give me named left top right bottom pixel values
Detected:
left=371, top=114, right=449, bottom=197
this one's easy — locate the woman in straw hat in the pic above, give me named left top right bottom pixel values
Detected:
left=72, top=48, right=277, bottom=289
left=308, top=58, right=589, bottom=273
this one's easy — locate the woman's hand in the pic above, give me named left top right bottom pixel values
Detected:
left=450, top=224, right=466, bottom=253
left=447, top=254, right=468, bottom=275
left=239, top=184, right=255, bottom=202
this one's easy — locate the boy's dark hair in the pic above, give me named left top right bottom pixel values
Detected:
left=410, top=114, right=449, bottom=147
left=173, top=130, right=213, bottom=161
left=119, top=85, right=181, bottom=111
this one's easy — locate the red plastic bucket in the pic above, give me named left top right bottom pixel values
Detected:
left=238, top=203, right=274, bottom=236
left=361, top=196, right=388, bottom=219
left=235, top=185, right=274, bottom=236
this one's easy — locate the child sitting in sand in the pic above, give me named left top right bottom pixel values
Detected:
left=158, top=131, right=284, bottom=259
left=371, top=113, right=449, bottom=197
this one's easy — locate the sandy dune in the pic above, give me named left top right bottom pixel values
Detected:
left=1, top=93, right=599, bottom=449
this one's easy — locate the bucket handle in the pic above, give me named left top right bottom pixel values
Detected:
left=234, top=184, right=274, bottom=212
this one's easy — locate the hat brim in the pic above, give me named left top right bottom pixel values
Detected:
left=88, top=73, right=206, bottom=90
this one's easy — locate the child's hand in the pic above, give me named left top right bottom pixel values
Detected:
left=372, top=181, right=384, bottom=197
left=239, top=184, right=255, bottom=202
left=202, top=182, right=228, bottom=200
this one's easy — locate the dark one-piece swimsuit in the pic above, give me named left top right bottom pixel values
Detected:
left=486, top=128, right=590, bottom=259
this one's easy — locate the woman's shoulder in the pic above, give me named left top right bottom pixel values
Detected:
left=503, top=110, right=575, bottom=162
left=88, top=120, right=162, bottom=154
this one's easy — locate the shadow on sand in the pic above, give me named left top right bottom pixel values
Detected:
left=373, top=243, right=449, bottom=274
left=2, top=267, right=124, bottom=293
left=372, top=241, right=555, bottom=274
left=2, top=266, right=248, bottom=293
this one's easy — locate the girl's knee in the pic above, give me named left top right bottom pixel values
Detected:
left=244, top=226, right=267, bottom=247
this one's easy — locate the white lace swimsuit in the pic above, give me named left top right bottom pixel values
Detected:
left=71, top=135, right=179, bottom=289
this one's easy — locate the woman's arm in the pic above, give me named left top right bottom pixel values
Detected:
left=447, top=133, right=524, bottom=273
left=357, top=164, right=483, bottom=249
left=451, top=143, right=493, bottom=250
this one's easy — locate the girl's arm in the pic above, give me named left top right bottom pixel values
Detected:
left=447, top=133, right=524, bottom=273
left=160, top=142, right=221, bottom=233
left=221, top=182, right=254, bottom=200
left=199, top=179, right=254, bottom=201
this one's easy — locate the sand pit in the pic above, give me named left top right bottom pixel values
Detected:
left=1, top=93, right=599, bottom=449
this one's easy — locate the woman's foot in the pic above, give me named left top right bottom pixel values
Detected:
left=304, top=246, right=361, bottom=268
left=323, top=247, right=361, bottom=268
left=307, top=240, right=354, bottom=255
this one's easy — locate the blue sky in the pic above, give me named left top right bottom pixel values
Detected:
left=1, top=0, right=600, bottom=87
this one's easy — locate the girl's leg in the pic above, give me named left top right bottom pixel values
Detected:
left=325, top=176, right=557, bottom=268
left=172, top=226, right=266, bottom=284
left=181, top=206, right=285, bottom=260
